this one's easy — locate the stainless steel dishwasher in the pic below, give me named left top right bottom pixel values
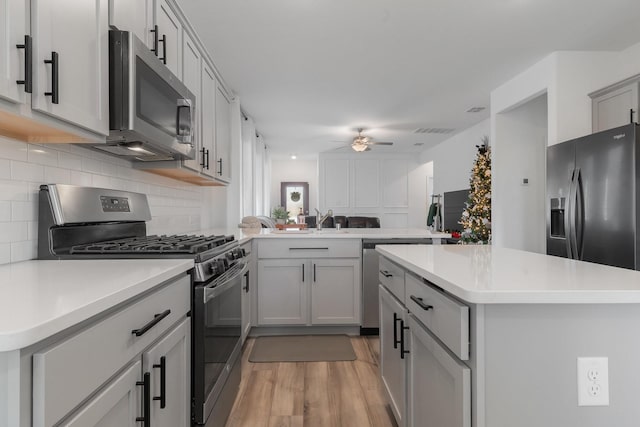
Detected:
left=361, top=238, right=432, bottom=334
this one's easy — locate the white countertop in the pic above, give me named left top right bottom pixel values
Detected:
left=201, top=227, right=451, bottom=241
left=0, top=259, right=193, bottom=352
left=376, top=244, right=640, bottom=304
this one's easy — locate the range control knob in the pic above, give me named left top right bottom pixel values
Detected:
left=208, top=262, right=219, bottom=275
left=226, top=252, right=235, bottom=261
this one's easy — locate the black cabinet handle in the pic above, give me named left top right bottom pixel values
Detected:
left=400, top=320, right=410, bottom=359
left=150, top=25, right=159, bottom=56
left=205, top=149, right=210, bottom=170
left=44, top=52, right=59, bottom=104
left=243, top=271, right=249, bottom=293
left=302, top=263, right=305, bottom=282
left=217, top=158, right=223, bottom=176
left=16, top=35, right=32, bottom=93
left=199, top=147, right=206, bottom=168
left=631, top=108, right=635, bottom=124
left=313, top=263, right=316, bottom=282
left=410, top=295, right=433, bottom=311
left=393, top=312, right=401, bottom=349
left=131, top=309, right=171, bottom=337
left=136, top=372, right=150, bottom=426
left=380, top=270, right=392, bottom=278
left=159, top=34, right=167, bottom=64
left=153, top=356, right=166, bottom=409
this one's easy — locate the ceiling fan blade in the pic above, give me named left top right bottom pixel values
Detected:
left=369, top=141, right=393, bottom=145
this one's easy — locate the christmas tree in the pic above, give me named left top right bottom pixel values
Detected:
left=459, top=136, right=491, bottom=244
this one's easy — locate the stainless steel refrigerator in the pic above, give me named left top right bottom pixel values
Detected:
left=547, top=123, right=639, bottom=269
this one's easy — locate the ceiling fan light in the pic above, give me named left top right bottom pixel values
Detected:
left=352, top=143, right=368, bottom=152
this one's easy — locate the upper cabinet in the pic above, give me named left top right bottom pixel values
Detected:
left=215, top=81, right=232, bottom=182
left=0, top=0, right=29, bottom=105
left=31, top=0, right=109, bottom=135
left=181, top=30, right=202, bottom=173
left=108, top=0, right=153, bottom=47
left=591, top=75, right=640, bottom=133
left=155, top=0, right=182, bottom=79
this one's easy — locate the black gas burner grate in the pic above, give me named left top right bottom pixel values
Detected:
left=69, top=234, right=235, bottom=255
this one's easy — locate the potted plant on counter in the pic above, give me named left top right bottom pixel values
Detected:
left=271, top=206, right=289, bottom=225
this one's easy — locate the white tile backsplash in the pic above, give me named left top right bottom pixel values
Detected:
left=0, top=135, right=217, bottom=265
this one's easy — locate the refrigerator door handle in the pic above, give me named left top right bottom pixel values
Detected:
left=565, top=169, right=576, bottom=259
left=568, top=168, right=580, bottom=260
left=575, top=168, right=585, bottom=260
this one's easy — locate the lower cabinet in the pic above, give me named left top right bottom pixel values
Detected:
left=61, top=361, right=141, bottom=427
left=406, top=315, right=471, bottom=427
left=31, top=274, right=191, bottom=427
left=379, top=263, right=471, bottom=427
left=241, top=241, right=254, bottom=342
left=257, top=258, right=360, bottom=326
left=379, top=285, right=408, bottom=426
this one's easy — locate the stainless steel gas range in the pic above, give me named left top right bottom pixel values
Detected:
left=38, top=184, right=247, bottom=427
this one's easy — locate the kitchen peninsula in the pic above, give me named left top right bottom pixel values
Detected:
left=376, top=244, right=640, bottom=427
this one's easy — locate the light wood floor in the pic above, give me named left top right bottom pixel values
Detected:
left=225, top=336, right=398, bottom=427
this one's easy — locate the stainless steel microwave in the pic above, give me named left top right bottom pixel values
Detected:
left=99, top=30, right=195, bottom=161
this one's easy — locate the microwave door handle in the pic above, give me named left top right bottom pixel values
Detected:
left=176, top=99, right=192, bottom=143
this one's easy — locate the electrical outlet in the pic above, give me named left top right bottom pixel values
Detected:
left=577, top=357, right=609, bottom=406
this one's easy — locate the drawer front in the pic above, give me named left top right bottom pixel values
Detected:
left=379, top=257, right=405, bottom=303
left=33, top=274, right=190, bottom=427
left=257, top=238, right=360, bottom=259
left=405, top=273, right=469, bottom=360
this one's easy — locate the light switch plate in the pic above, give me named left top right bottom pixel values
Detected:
left=577, top=357, right=609, bottom=406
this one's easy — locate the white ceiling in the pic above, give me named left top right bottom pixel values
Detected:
left=179, top=0, right=640, bottom=158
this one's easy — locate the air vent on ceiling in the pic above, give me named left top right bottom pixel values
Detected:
left=414, top=128, right=456, bottom=135
left=466, top=106, right=486, bottom=113
left=413, top=142, right=424, bottom=146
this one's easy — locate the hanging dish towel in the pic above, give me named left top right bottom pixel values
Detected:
left=427, top=203, right=441, bottom=227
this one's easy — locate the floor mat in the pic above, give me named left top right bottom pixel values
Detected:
left=249, top=335, right=356, bottom=362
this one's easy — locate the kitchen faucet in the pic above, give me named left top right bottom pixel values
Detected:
left=315, top=208, right=333, bottom=230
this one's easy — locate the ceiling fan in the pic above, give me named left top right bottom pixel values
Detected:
left=346, top=128, right=394, bottom=152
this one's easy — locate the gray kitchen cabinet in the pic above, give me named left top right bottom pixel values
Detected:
left=0, top=0, right=28, bottom=105
left=142, top=318, right=190, bottom=427
left=591, top=76, right=640, bottom=132
left=200, top=63, right=217, bottom=178
left=181, top=30, right=202, bottom=173
left=215, top=80, right=232, bottom=182
left=108, top=0, right=153, bottom=48
left=256, top=238, right=361, bottom=327
left=59, top=361, right=141, bottom=427
left=407, top=315, right=471, bottom=427
left=241, top=241, right=254, bottom=342
left=30, top=274, right=190, bottom=427
left=31, top=0, right=109, bottom=135
left=379, top=285, right=408, bottom=427
left=310, top=258, right=360, bottom=324
left=257, top=259, right=308, bottom=325
left=154, top=0, right=182, bottom=79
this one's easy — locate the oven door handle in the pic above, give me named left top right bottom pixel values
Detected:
left=203, top=261, right=248, bottom=303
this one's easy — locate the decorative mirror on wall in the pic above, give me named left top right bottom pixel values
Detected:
left=281, top=182, right=309, bottom=223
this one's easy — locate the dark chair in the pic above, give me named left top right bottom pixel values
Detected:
left=334, top=216, right=347, bottom=228
left=304, top=215, right=334, bottom=228
left=346, top=216, right=380, bottom=228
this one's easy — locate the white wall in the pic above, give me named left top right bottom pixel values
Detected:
left=270, top=158, right=318, bottom=216
left=494, top=94, right=547, bottom=253
left=419, top=119, right=490, bottom=195
left=0, top=135, right=225, bottom=265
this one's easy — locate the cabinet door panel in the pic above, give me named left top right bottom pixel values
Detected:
left=592, top=82, right=639, bottom=132
left=200, top=63, right=216, bottom=177
left=31, top=0, right=109, bottom=135
left=181, top=31, right=201, bottom=172
left=0, top=0, right=28, bottom=103
left=257, top=259, right=308, bottom=325
left=143, top=318, right=190, bottom=427
left=311, top=258, right=360, bottom=324
left=382, top=159, right=408, bottom=207
left=407, top=315, right=471, bottom=427
left=354, top=159, right=380, bottom=208
left=322, top=158, right=350, bottom=209
left=155, top=0, right=181, bottom=78
left=215, top=81, right=231, bottom=182
left=379, top=285, right=407, bottom=426
left=108, top=0, right=152, bottom=48
left=61, top=361, right=141, bottom=427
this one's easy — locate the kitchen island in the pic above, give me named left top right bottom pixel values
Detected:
left=376, top=244, right=640, bottom=427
